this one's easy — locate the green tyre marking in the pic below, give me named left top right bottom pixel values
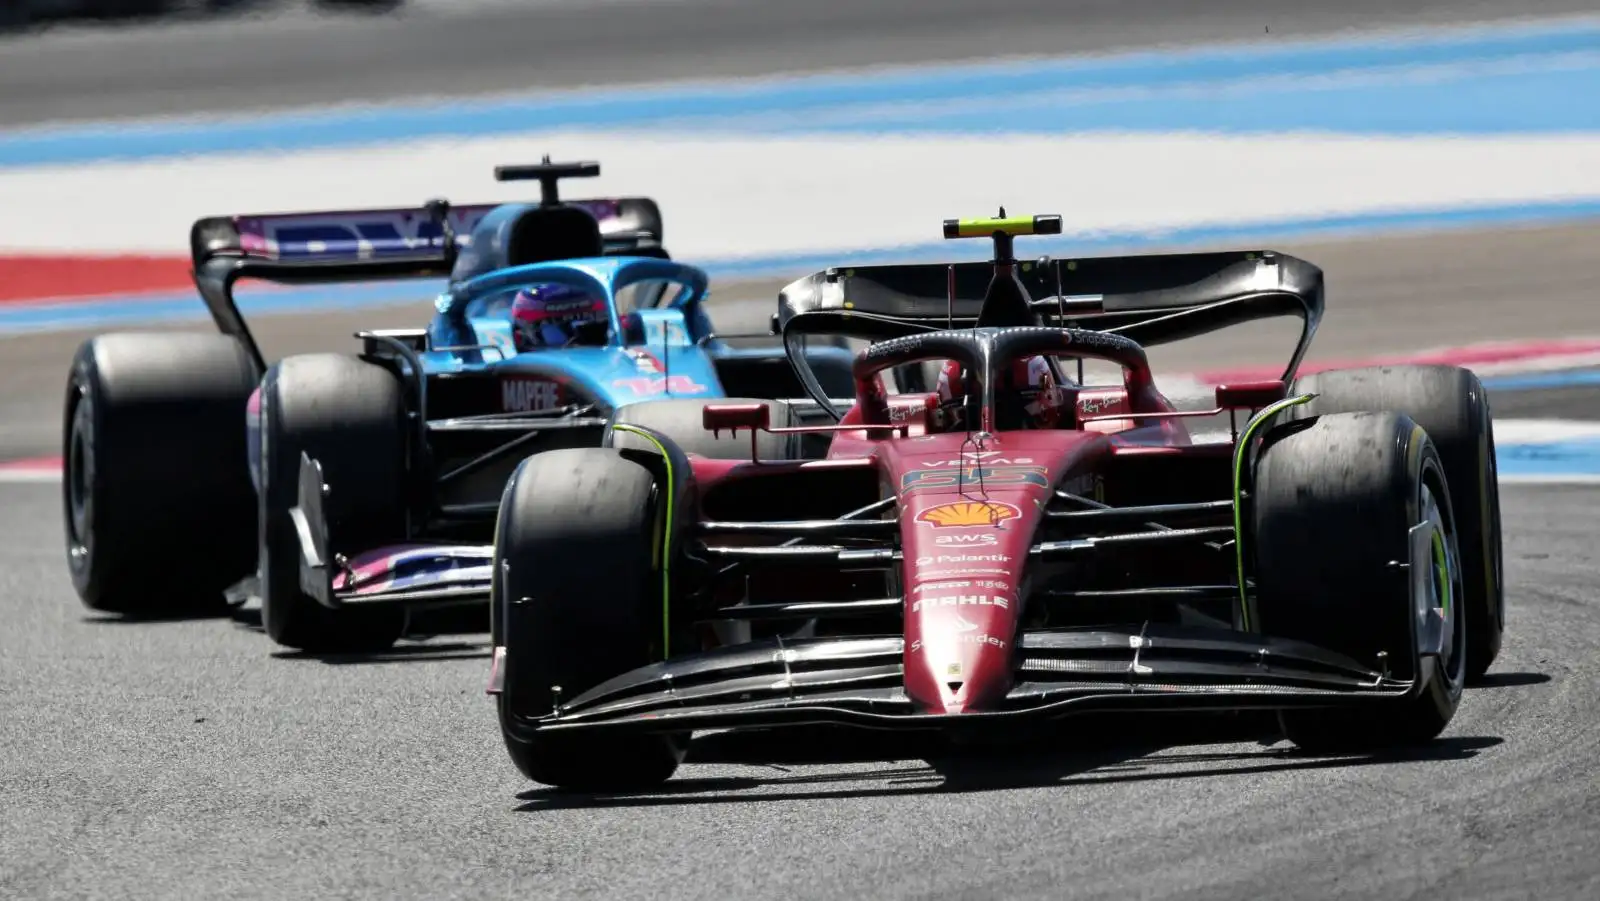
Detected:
left=1231, top=392, right=1318, bottom=632
left=1433, top=529, right=1452, bottom=617
left=610, top=424, right=675, bottom=660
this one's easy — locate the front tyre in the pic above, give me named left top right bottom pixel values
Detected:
left=1253, top=411, right=1468, bottom=752
left=493, top=447, right=685, bottom=790
left=257, top=354, right=409, bottom=653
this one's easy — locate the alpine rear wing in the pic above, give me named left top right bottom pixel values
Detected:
left=186, top=158, right=668, bottom=374
left=189, top=197, right=666, bottom=271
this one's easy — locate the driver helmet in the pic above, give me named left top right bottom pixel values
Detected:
left=509, top=284, right=608, bottom=351
left=935, top=356, right=1075, bottom=430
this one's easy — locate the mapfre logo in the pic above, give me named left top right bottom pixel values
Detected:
left=502, top=377, right=563, bottom=412
left=916, top=501, right=1020, bottom=529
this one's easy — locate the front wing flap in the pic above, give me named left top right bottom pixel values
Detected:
left=289, top=452, right=494, bottom=610
left=498, top=623, right=1419, bottom=739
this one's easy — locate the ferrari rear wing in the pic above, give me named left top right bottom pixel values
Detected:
left=776, top=248, right=1326, bottom=385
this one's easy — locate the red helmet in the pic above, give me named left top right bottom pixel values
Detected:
left=934, top=356, right=1074, bottom=430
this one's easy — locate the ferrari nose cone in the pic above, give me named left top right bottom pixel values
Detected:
left=905, top=591, right=1017, bottom=714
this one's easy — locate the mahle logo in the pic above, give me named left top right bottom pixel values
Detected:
left=916, top=501, right=1020, bottom=529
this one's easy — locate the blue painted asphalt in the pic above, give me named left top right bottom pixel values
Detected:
left=1481, top=369, right=1600, bottom=478
left=1497, top=437, right=1600, bottom=478
left=0, top=17, right=1596, bottom=167
left=1479, top=369, right=1600, bottom=391
left=0, top=282, right=434, bottom=334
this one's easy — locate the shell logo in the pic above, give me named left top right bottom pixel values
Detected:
left=916, top=501, right=1021, bottom=528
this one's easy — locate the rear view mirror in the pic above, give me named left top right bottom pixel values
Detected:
left=1215, top=380, right=1287, bottom=410
left=702, top=403, right=770, bottom=435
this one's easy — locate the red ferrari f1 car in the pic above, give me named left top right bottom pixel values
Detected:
left=486, top=212, right=1505, bottom=790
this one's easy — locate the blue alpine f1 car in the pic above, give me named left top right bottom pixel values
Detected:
left=60, top=159, right=853, bottom=653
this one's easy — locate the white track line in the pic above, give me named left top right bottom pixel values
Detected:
left=1495, top=473, right=1600, bottom=485
left=5, top=132, right=1600, bottom=258
left=0, top=467, right=62, bottom=484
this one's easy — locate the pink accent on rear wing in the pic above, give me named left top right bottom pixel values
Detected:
left=192, top=198, right=633, bottom=265
left=250, top=200, right=622, bottom=261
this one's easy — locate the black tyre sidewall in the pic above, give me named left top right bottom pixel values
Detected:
left=1291, top=365, right=1503, bottom=678
left=1254, top=412, right=1466, bottom=749
left=257, top=354, right=409, bottom=653
left=62, top=334, right=257, bottom=615
left=494, top=448, right=685, bottom=789
left=62, top=360, right=101, bottom=602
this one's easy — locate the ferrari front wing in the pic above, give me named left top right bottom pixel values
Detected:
left=493, top=622, right=1420, bottom=740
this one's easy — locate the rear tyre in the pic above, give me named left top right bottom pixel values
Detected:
left=62, top=332, right=258, bottom=617
left=493, top=448, right=685, bottom=790
left=1289, top=365, right=1503, bottom=679
left=609, top=397, right=815, bottom=459
left=1253, top=411, right=1467, bottom=752
left=257, top=354, right=409, bottom=653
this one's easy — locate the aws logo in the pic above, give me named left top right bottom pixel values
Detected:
left=935, top=532, right=998, bottom=547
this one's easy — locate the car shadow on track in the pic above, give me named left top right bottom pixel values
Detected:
left=223, top=605, right=494, bottom=665
left=80, top=606, right=241, bottom=625
left=84, top=604, right=494, bottom=664
left=270, top=641, right=493, bottom=665
left=1468, top=671, right=1552, bottom=688
left=80, top=601, right=241, bottom=624
left=511, top=713, right=1505, bottom=811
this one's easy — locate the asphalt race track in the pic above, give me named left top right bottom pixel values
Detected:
left=3, top=448, right=1599, bottom=899
left=5, top=223, right=1600, bottom=901
left=4, top=0, right=1600, bottom=124
left=6, top=2, right=1600, bottom=899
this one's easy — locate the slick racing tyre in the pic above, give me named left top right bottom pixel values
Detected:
left=492, top=448, right=686, bottom=790
left=63, top=332, right=259, bottom=617
left=257, top=354, right=409, bottom=654
left=1288, top=365, right=1503, bottom=680
left=609, top=397, right=820, bottom=459
left=1253, top=411, right=1468, bottom=752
